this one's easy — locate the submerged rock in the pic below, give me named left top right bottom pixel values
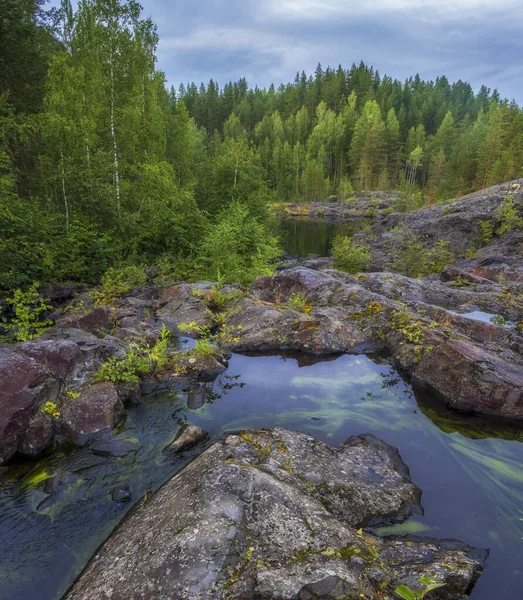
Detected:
left=66, top=428, right=486, bottom=600
left=111, top=484, right=132, bottom=503
left=166, top=424, right=208, bottom=453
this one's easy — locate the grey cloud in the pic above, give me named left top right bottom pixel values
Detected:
left=52, top=0, right=523, bottom=102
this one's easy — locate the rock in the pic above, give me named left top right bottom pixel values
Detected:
left=440, top=266, right=493, bottom=285
left=0, top=348, right=57, bottom=464
left=89, top=435, right=137, bottom=457
left=152, top=266, right=523, bottom=417
left=18, top=412, right=54, bottom=457
left=166, top=353, right=229, bottom=383
left=37, top=473, right=84, bottom=513
left=66, top=428, right=486, bottom=600
left=167, top=425, right=208, bottom=452
left=156, top=283, right=215, bottom=334
left=61, top=382, right=124, bottom=445
left=57, top=306, right=115, bottom=336
left=111, top=485, right=132, bottom=503
left=187, top=386, right=206, bottom=410
left=39, top=283, right=85, bottom=303
left=19, top=338, right=82, bottom=379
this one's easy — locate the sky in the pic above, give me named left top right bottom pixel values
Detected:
left=52, top=0, right=523, bottom=104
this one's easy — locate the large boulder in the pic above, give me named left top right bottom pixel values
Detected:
left=66, top=428, right=486, bottom=600
left=0, top=348, right=58, bottom=464
left=61, top=381, right=124, bottom=445
left=57, top=306, right=115, bottom=336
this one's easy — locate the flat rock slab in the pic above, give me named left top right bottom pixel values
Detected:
left=66, top=428, right=486, bottom=600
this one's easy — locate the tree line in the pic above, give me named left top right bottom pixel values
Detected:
left=1, top=0, right=522, bottom=292
left=179, top=65, right=522, bottom=203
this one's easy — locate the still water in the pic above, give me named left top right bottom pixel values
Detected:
left=280, top=218, right=362, bottom=257
left=0, top=352, right=522, bottom=600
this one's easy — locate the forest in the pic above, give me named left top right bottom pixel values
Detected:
left=1, top=0, right=522, bottom=292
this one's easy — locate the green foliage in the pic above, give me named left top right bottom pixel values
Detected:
left=96, top=326, right=172, bottom=383
left=192, top=339, right=219, bottom=357
left=1, top=0, right=523, bottom=292
left=191, top=285, right=242, bottom=310
left=288, top=292, right=313, bottom=314
left=6, top=283, right=52, bottom=341
left=199, top=202, right=281, bottom=285
left=394, top=185, right=425, bottom=213
left=331, top=236, right=370, bottom=274
left=495, top=194, right=523, bottom=236
left=90, top=265, right=147, bottom=306
left=392, top=233, right=454, bottom=278
left=478, top=219, right=494, bottom=245
left=96, top=344, right=150, bottom=384
left=41, top=402, right=60, bottom=418
left=395, top=577, right=445, bottom=600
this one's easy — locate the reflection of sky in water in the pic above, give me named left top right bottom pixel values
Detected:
left=0, top=352, right=522, bottom=600
left=448, top=309, right=516, bottom=328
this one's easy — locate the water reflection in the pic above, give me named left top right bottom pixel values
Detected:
left=280, top=219, right=362, bottom=257
left=0, top=352, right=521, bottom=600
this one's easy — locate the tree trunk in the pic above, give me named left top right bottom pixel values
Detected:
left=110, top=56, right=121, bottom=221
left=60, top=147, right=69, bottom=233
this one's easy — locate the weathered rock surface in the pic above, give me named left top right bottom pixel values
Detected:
left=61, top=382, right=124, bottom=445
left=356, top=181, right=523, bottom=275
left=0, top=348, right=58, bottom=464
left=57, top=306, right=115, bottom=336
left=66, top=428, right=487, bottom=600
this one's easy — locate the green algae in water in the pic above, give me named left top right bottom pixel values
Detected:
left=375, top=520, right=439, bottom=536
left=0, top=352, right=522, bottom=600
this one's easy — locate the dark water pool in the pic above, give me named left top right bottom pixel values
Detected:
left=280, top=219, right=361, bottom=257
left=0, top=352, right=522, bottom=600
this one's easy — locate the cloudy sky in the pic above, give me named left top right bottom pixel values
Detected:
left=54, top=0, right=523, bottom=103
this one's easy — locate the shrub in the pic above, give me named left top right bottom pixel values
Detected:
left=198, top=202, right=281, bottom=285
left=193, top=339, right=218, bottom=357
left=394, top=185, right=425, bottom=213
left=90, top=264, right=147, bottom=306
left=392, top=234, right=454, bottom=278
left=96, top=326, right=172, bottom=383
left=331, top=236, right=370, bottom=274
left=477, top=220, right=494, bottom=245
left=6, top=283, right=52, bottom=341
left=496, top=194, right=523, bottom=236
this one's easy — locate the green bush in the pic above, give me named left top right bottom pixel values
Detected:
left=6, top=283, right=52, bottom=341
left=394, top=185, right=425, bottom=213
left=96, top=326, right=172, bottom=383
left=392, top=234, right=454, bottom=278
left=496, top=194, right=523, bottom=236
left=90, top=264, right=147, bottom=306
left=331, top=236, right=370, bottom=274
left=199, top=202, right=281, bottom=285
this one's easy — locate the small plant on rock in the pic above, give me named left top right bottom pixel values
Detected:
left=192, top=339, right=219, bottom=357
left=41, top=402, right=60, bottom=418
left=477, top=219, right=494, bottom=245
left=7, top=283, right=52, bottom=341
left=289, top=292, right=313, bottom=314
left=395, top=577, right=445, bottom=600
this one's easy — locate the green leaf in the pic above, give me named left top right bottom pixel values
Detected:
left=395, top=585, right=417, bottom=600
left=425, top=582, right=446, bottom=592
